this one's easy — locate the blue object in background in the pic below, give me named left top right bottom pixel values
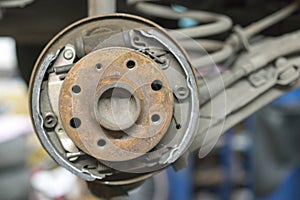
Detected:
left=273, top=88, right=300, bottom=106
left=171, top=4, right=187, bottom=12
left=171, top=5, right=198, bottom=29
left=257, top=167, right=300, bottom=200
left=220, top=130, right=234, bottom=200
left=254, top=88, right=300, bottom=200
left=178, top=18, right=198, bottom=29
left=167, top=157, right=194, bottom=200
left=167, top=88, right=300, bottom=200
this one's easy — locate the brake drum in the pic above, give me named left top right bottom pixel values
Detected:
left=29, top=14, right=200, bottom=184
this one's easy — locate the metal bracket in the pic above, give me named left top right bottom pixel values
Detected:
left=190, top=57, right=300, bottom=153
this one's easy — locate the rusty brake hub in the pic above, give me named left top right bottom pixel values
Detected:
left=29, top=14, right=200, bottom=185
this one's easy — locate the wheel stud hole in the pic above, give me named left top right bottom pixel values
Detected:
left=72, top=85, right=81, bottom=94
left=70, top=117, right=81, bottom=128
left=96, top=63, right=102, bottom=70
left=151, top=80, right=163, bottom=91
left=97, top=139, right=106, bottom=147
left=126, top=60, right=136, bottom=69
left=151, top=114, right=160, bottom=123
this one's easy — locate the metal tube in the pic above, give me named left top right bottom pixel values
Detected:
left=227, top=1, right=299, bottom=50
left=88, top=0, right=116, bottom=16
left=244, top=1, right=299, bottom=38
left=193, top=44, right=233, bottom=68
left=133, top=2, right=232, bottom=38
left=180, top=39, right=224, bottom=52
left=180, top=39, right=233, bottom=68
left=201, top=29, right=300, bottom=104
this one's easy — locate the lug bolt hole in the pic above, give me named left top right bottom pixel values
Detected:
left=97, top=139, right=106, bottom=147
left=72, top=85, right=81, bottom=94
left=151, top=80, right=163, bottom=91
left=70, top=117, right=81, bottom=128
left=126, top=60, right=136, bottom=69
left=151, top=114, right=160, bottom=123
left=96, top=63, right=102, bottom=70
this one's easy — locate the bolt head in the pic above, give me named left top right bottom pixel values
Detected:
left=63, top=49, right=74, bottom=60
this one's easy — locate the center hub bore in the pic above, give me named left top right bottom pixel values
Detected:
left=95, top=82, right=142, bottom=131
left=59, top=47, right=174, bottom=161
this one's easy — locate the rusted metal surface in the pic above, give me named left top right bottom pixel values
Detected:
left=29, top=14, right=193, bottom=89
left=29, top=14, right=198, bottom=185
left=59, top=47, right=173, bottom=161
